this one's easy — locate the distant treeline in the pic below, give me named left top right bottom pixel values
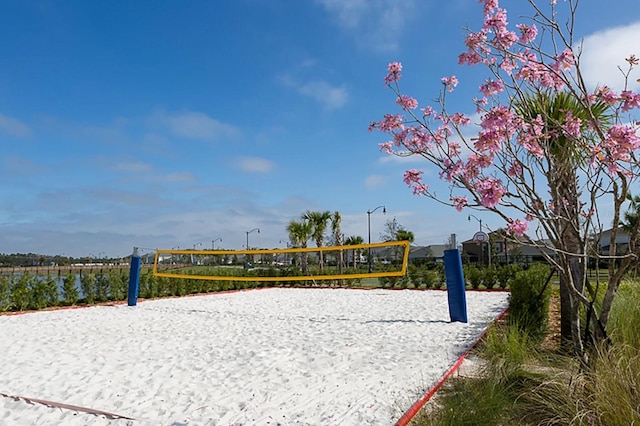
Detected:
left=0, top=253, right=127, bottom=267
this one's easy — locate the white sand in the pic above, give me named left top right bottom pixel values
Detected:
left=0, top=288, right=508, bottom=425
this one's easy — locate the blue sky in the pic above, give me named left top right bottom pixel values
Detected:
left=1, top=0, right=639, bottom=258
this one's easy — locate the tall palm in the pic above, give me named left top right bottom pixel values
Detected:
left=303, top=210, right=331, bottom=270
left=287, top=219, right=313, bottom=274
left=394, top=229, right=414, bottom=263
left=621, top=192, right=640, bottom=233
left=515, top=90, right=610, bottom=352
left=345, top=235, right=364, bottom=268
left=330, top=211, right=345, bottom=274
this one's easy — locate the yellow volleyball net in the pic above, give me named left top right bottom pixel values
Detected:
left=152, top=240, right=410, bottom=282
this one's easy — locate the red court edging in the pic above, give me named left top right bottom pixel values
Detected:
left=394, top=306, right=509, bottom=426
left=0, top=392, right=136, bottom=421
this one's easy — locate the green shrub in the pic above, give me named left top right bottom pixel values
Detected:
left=108, top=270, right=128, bottom=301
left=465, top=265, right=483, bottom=289
left=94, top=273, right=110, bottom=302
left=62, top=273, right=79, bottom=306
left=496, top=264, right=520, bottom=289
left=43, top=275, right=59, bottom=307
left=420, top=268, right=436, bottom=289
left=608, top=280, right=640, bottom=348
left=10, top=273, right=31, bottom=311
left=508, top=263, right=551, bottom=340
left=0, top=275, right=11, bottom=311
left=408, top=264, right=420, bottom=288
left=80, top=273, right=96, bottom=304
left=482, top=267, right=497, bottom=289
left=28, top=275, right=50, bottom=310
left=433, top=264, right=446, bottom=289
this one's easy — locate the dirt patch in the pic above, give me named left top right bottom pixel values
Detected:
left=541, top=291, right=561, bottom=351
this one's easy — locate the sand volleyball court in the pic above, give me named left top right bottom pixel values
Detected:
left=0, top=288, right=508, bottom=425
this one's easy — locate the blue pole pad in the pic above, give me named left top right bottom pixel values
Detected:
left=444, top=249, right=468, bottom=323
left=127, top=256, right=141, bottom=306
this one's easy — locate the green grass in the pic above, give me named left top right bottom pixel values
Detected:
left=408, top=280, right=640, bottom=426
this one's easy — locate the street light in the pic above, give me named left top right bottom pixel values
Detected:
left=367, top=205, right=386, bottom=273
left=468, top=214, right=491, bottom=266
left=279, top=239, right=290, bottom=265
left=212, top=238, right=222, bottom=250
left=245, top=228, right=260, bottom=250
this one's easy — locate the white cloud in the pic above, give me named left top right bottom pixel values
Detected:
left=297, top=80, right=349, bottom=110
left=280, top=75, right=348, bottom=110
left=158, top=111, right=240, bottom=141
left=580, top=21, right=640, bottom=92
left=365, top=174, right=387, bottom=188
left=0, top=113, right=32, bottom=138
left=235, top=156, right=275, bottom=173
left=315, top=0, right=417, bottom=51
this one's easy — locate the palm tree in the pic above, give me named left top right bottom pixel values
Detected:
left=330, top=211, right=345, bottom=274
left=287, top=219, right=313, bottom=275
left=514, top=90, right=611, bottom=353
left=621, top=192, right=640, bottom=233
left=345, top=235, right=364, bottom=268
left=303, top=210, right=331, bottom=270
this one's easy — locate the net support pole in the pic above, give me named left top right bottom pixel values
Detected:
left=127, top=247, right=141, bottom=306
left=443, top=248, right=468, bottom=323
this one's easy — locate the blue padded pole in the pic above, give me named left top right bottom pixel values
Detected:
left=127, top=247, right=141, bottom=306
left=443, top=248, right=468, bottom=323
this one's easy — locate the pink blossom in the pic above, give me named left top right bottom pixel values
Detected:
left=596, top=86, right=619, bottom=105
left=480, top=0, right=499, bottom=16
left=397, top=94, right=418, bottom=110
left=561, top=111, right=582, bottom=140
left=403, top=169, right=423, bottom=185
left=369, top=114, right=404, bottom=132
left=474, top=177, right=506, bottom=208
left=451, top=112, right=472, bottom=126
left=379, top=141, right=393, bottom=154
left=441, top=75, right=459, bottom=92
left=553, top=48, right=575, bottom=71
left=384, top=62, right=403, bottom=85
left=459, top=51, right=482, bottom=66
left=620, top=90, right=640, bottom=112
left=516, top=23, right=538, bottom=44
left=507, top=219, right=528, bottom=236
left=451, top=196, right=468, bottom=211
left=479, top=79, right=504, bottom=96
left=403, top=169, right=429, bottom=195
left=422, top=105, right=436, bottom=117
left=508, top=161, right=523, bottom=177
left=626, top=54, right=639, bottom=66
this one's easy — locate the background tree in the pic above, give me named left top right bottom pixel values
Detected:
left=287, top=219, right=312, bottom=274
left=345, top=235, right=364, bottom=268
left=370, top=0, right=640, bottom=358
left=330, top=211, right=345, bottom=274
left=303, top=210, right=331, bottom=271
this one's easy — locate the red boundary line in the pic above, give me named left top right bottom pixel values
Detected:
left=0, top=392, right=136, bottom=420
left=394, top=307, right=509, bottom=426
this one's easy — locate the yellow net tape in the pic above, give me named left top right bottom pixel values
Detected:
left=152, top=240, right=410, bottom=282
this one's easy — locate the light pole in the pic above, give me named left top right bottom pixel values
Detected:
left=245, top=228, right=260, bottom=250
left=279, top=239, right=290, bottom=265
left=212, top=238, right=222, bottom=250
left=367, top=205, right=386, bottom=273
left=468, top=214, right=491, bottom=266
left=245, top=228, right=260, bottom=266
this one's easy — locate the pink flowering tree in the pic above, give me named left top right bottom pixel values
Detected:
left=370, top=0, right=640, bottom=357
